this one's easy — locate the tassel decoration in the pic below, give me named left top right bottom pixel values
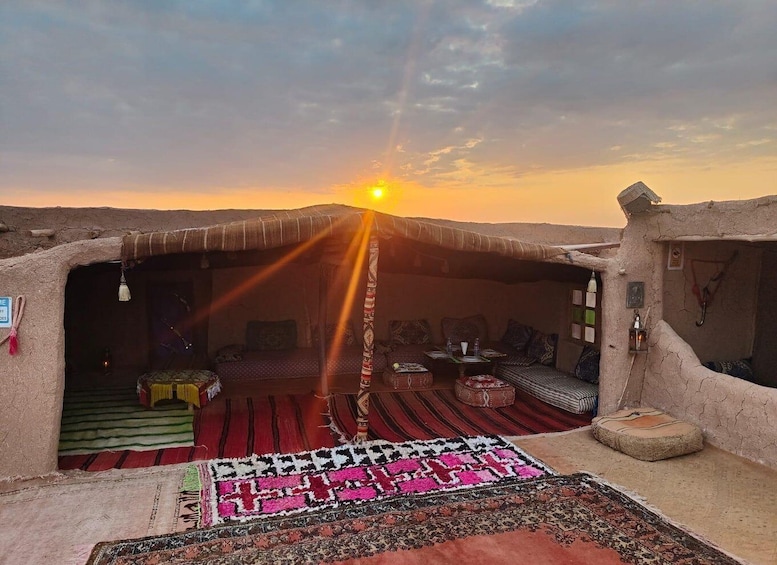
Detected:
left=587, top=271, right=597, bottom=293
left=1, top=296, right=25, bottom=356
left=8, top=329, right=18, bottom=355
left=118, top=270, right=132, bottom=302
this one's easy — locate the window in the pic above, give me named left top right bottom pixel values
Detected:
left=569, top=286, right=599, bottom=345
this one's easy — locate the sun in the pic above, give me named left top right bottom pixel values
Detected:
left=370, top=182, right=386, bottom=201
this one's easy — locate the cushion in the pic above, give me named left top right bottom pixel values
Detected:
left=498, top=355, right=537, bottom=367
left=592, top=407, right=703, bottom=461
left=501, top=320, right=534, bottom=352
left=313, top=321, right=357, bottom=347
left=702, top=359, right=754, bottom=382
left=214, top=344, right=244, bottom=363
left=526, top=330, right=558, bottom=366
left=496, top=364, right=597, bottom=414
left=441, top=314, right=489, bottom=343
left=245, top=320, right=297, bottom=351
left=575, top=345, right=601, bottom=384
left=389, top=319, right=433, bottom=345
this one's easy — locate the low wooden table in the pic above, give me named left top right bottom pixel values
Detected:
left=423, top=349, right=492, bottom=378
left=137, top=369, right=222, bottom=410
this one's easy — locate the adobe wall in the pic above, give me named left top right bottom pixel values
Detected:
left=0, top=238, right=122, bottom=479
left=618, top=196, right=777, bottom=469
left=662, top=240, right=759, bottom=363
left=642, top=321, right=777, bottom=468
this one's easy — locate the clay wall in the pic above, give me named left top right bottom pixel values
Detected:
left=613, top=196, right=777, bottom=469
left=662, top=241, right=759, bottom=363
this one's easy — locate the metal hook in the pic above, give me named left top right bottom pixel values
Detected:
left=696, top=301, right=707, bottom=327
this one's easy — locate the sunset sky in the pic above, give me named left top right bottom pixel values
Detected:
left=2, top=1, right=775, bottom=227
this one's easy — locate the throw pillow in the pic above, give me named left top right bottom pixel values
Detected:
left=501, top=319, right=534, bottom=352
left=703, top=359, right=755, bottom=382
left=313, top=321, right=357, bottom=347
left=574, top=345, right=601, bottom=384
left=245, top=320, right=297, bottom=351
left=389, top=319, right=433, bottom=345
left=441, top=314, right=489, bottom=343
left=214, top=343, right=244, bottom=363
left=526, top=330, right=558, bottom=366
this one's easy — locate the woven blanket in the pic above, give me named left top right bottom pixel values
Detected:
left=198, top=435, right=554, bottom=526
left=87, top=473, right=745, bottom=565
left=58, top=388, right=194, bottom=455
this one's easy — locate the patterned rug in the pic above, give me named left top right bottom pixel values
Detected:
left=87, top=473, right=744, bottom=565
left=58, top=388, right=194, bottom=455
left=197, top=435, right=554, bottom=526
left=328, top=388, right=592, bottom=442
left=59, top=392, right=335, bottom=471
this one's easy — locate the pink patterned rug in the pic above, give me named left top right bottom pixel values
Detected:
left=198, top=435, right=554, bottom=526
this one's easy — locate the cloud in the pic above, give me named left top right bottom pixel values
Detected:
left=1, top=0, right=775, bottom=211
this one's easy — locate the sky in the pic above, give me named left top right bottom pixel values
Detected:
left=1, top=1, right=776, bottom=227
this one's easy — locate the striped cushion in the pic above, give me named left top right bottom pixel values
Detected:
left=495, top=364, right=597, bottom=414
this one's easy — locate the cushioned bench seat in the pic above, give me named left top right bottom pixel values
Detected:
left=494, top=364, right=598, bottom=415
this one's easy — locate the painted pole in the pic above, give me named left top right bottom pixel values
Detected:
left=355, top=235, right=379, bottom=441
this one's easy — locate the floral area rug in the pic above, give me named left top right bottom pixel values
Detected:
left=197, top=435, right=554, bottom=526
left=87, top=473, right=745, bottom=565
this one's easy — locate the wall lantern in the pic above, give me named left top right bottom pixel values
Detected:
left=629, top=309, right=648, bottom=353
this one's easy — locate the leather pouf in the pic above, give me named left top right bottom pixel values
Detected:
left=455, top=375, right=515, bottom=408
left=382, top=368, right=433, bottom=390
left=592, top=407, right=703, bottom=461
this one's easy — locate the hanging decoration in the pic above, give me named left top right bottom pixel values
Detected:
left=0, top=296, right=26, bottom=355
left=355, top=235, right=379, bottom=442
left=690, top=251, right=737, bottom=327
left=118, top=264, right=132, bottom=302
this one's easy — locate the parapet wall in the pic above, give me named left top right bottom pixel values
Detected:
left=641, top=321, right=777, bottom=469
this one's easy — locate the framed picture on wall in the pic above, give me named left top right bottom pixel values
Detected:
left=626, top=282, right=644, bottom=309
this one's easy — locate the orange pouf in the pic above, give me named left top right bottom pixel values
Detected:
left=455, top=375, right=515, bottom=408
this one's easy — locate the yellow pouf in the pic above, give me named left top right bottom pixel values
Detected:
left=592, top=407, right=703, bottom=461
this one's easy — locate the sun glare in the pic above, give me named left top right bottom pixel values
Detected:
left=370, top=184, right=386, bottom=200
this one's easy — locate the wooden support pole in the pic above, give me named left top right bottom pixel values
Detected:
left=355, top=234, right=379, bottom=442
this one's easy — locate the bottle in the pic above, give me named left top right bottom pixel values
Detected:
left=473, top=337, right=480, bottom=357
left=446, top=337, right=453, bottom=356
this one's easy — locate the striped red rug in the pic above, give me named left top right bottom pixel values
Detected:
left=58, top=393, right=335, bottom=472
left=328, top=388, right=592, bottom=442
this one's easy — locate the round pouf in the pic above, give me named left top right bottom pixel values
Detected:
left=592, top=407, right=703, bottom=461
left=455, top=375, right=515, bottom=408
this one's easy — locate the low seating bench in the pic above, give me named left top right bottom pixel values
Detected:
left=494, top=364, right=598, bottom=415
